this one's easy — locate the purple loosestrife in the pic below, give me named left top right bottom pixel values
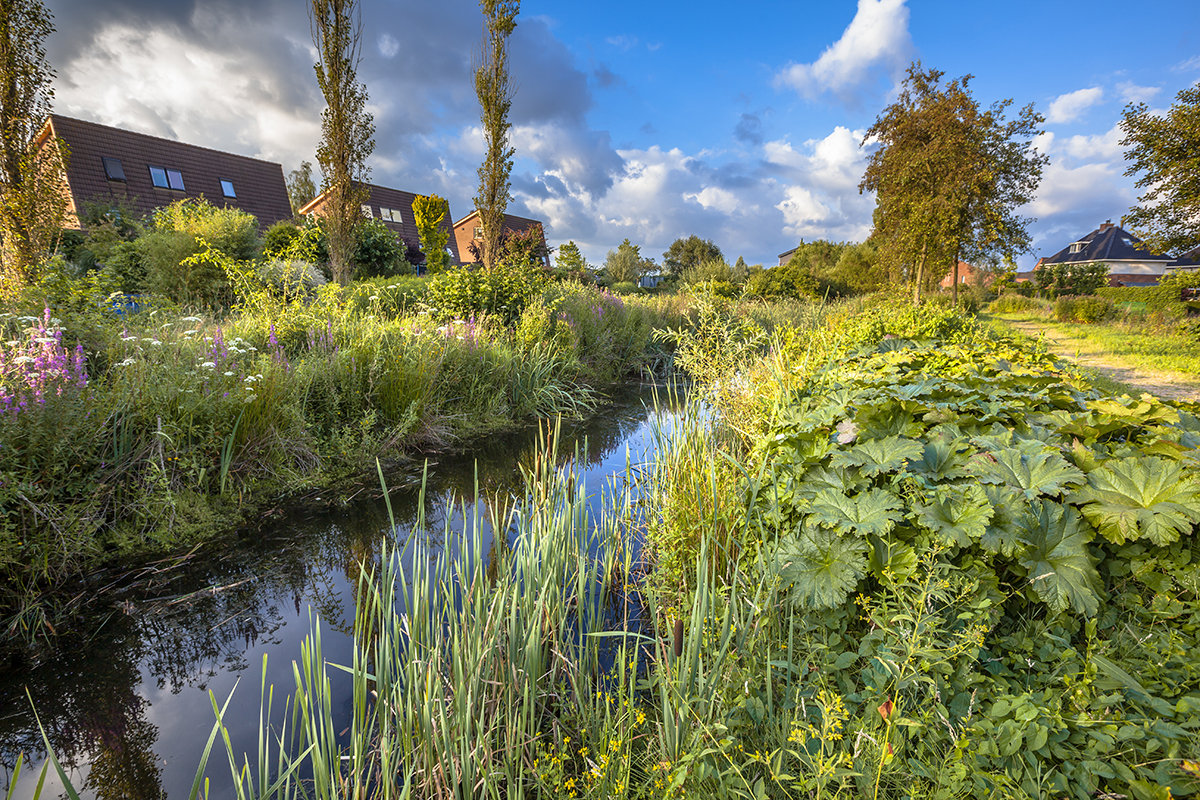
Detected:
left=0, top=309, right=89, bottom=417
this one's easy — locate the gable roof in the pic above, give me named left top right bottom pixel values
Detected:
left=1041, top=220, right=1174, bottom=266
left=299, top=182, right=460, bottom=263
left=42, top=114, right=292, bottom=229
left=451, top=209, right=548, bottom=266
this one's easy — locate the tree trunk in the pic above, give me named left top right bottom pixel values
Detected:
left=913, top=241, right=928, bottom=304
left=952, top=251, right=959, bottom=306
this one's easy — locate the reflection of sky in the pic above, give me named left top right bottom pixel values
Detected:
left=2, top=386, right=684, bottom=800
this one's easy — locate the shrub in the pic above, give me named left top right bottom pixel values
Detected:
left=354, top=218, right=412, bottom=279
left=988, top=292, right=1044, bottom=313
left=140, top=199, right=260, bottom=306
left=425, top=260, right=550, bottom=325
left=1054, top=294, right=1114, bottom=323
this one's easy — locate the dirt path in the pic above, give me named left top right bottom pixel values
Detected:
left=1005, top=319, right=1200, bottom=402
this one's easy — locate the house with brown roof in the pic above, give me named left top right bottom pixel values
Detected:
left=299, top=182, right=461, bottom=264
left=39, top=114, right=292, bottom=229
left=452, top=210, right=550, bottom=268
left=938, top=260, right=992, bottom=289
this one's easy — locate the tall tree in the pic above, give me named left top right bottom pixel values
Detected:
left=412, top=193, right=452, bottom=273
left=603, top=238, right=652, bottom=285
left=859, top=64, right=1045, bottom=303
left=311, top=0, right=375, bottom=285
left=1120, top=83, right=1200, bottom=255
left=662, top=235, right=722, bottom=278
left=474, top=0, right=518, bottom=270
left=0, top=0, right=67, bottom=291
left=286, top=160, right=317, bottom=217
left=554, top=240, right=588, bottom=277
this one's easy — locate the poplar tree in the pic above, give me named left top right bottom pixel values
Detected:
left=474, top=0, right=518, bottom=270
left=311, top=0, right=375, bottom=285
left=286, top=160, right=317, bottom=217
left=412, top=193, right=451, bottom=272
left=859, top=64, right=1045, bottom=303
left=0, top=0, right=68, bottom=291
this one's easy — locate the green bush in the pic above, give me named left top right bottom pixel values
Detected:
left=140, top=199, right=260, bottom=306
left=354, top=218, right=411, bottom=279
left=425, top=260, right=549, bottom=325
left=1055, top=294, right=1115, bottom=323
left=988, top=292, right=1045, bottom=313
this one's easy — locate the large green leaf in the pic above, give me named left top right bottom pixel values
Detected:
left=1070, top=457, right=1200, bottom=546
left=917, top=483, right=993, bottom=547
left=1017, top=500, right=1102, bottom=616
left=807, top=488, right=904, bottom=536
left=829, top=435, right=923, bottom=478
left=973, top=448, right=1086, bottom=499
left=980, top=485, right=1024, bottom=556
left=909, top=435, right=973, bottom=482
left=776, top=525, right=868, bottom=610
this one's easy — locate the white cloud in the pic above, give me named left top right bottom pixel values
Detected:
left=774, top=0, right=912, bottom=105
left=1060, top=124, right=1123, bottom=161
left=1117, top=81, right=1160, bottom=104
left=1174, top=55, right=1200, bottom=72
left=378, top=33, right=399, bottom=59
left=1045, top=87, right=1104, bottom=123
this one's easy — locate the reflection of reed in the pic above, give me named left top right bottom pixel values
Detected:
left=0, top=385, right=684, bottom=796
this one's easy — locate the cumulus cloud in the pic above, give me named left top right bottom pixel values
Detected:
left=378, top=33, right=400, bottom=59
left=1060, top=125, right=1124, bottom=161
left=1045, top=87, right=1104, bottom=123
left=774, top=0, right=913, bottom=105
left=734, top=113, right=764, bottom=146
left=1117, top=82, right=1160, bottom=104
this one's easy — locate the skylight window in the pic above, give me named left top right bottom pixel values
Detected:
left=1069, top=242, right=1086, bottom=254
left=150, top=166, right=186, bottom=191
left=361, top=204, right=374, bottom=218
left=220, top=180, right=236, bottom=198
left=102, top=157, right=126, bottom=181
left=379, top=207, right=401, bottom=223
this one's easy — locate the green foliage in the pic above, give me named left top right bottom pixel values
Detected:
left=861, top=64, right=1046, bottom=301
left=553, top=239, right=589, bottom=281
left=1055, top=294, right=1115, bottom=323
left=424, top=258, right=550, bottom=325
left=1120, top=83, right=1200, bottom=255
left=989, top=292, right=1045, bottom=313
left=285, top=160, right=316, bottom=217
left=662, top=234, right=723, bottom=278
left=1035, top=261, right=1110, bottom=298
left=352, top=217, right=410, bottom=278
left=602, top=238, right=653, bottom=286
left=261, top=220, right=301, bottom=259
left=474, top=0, right=519, bottom=269
left=411, top=193, right=451, bottom=273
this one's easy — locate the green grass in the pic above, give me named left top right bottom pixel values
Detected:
left=983, top=309, right=1200, bottom=384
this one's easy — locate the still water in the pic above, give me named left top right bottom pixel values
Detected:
left=0, top=386, right=681, bottom=799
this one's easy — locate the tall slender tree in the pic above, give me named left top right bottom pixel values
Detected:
left=859, top=64, right=1045, bottom=303
left=286, top=160, right=317, bottom=217
left=474, top=0, right=518, bottom=270
left=0, top=0, right=68, bottom=291
left=311, top=0, right=374, bottom=285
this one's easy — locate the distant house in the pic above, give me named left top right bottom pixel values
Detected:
left=640, top=271, right=665, bottom=289
left=299, top=182, right=460, bottom=264
left=1039, top=220, right=1181, bottom=287
left=39, top=114, right=292, bottom=229
left=777, top=245, right=801, bottom=266
left=938, top=260, right=991, bottom=289
left=452, top=210, right=549, bottom=268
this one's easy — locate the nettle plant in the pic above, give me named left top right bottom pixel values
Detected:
left=744, top=334, right=1200, bottom=796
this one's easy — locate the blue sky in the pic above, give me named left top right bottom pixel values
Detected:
left=45, top=0, right=1200, bottom=268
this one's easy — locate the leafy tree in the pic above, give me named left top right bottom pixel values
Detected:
left=474, top=0, right=519, bottom=270
left=860, top=64, right=1046, bottom=303
left=1120, top=83, right=1200, bottom=255
left=286, top=160, right=317, bottom=217
left=311, top=0, right=375, bottom=285
left=0, top=0, right=67, bottom=292
left=498, top=224, right=549, bottom=269
left=412, top=193, right=451, bottom=273
left=662, top=235, right=723, bottom=279
left=603, top=238, right=652, bottom=285
left=554, top=240, right=589, bottom=280
left=831, top=240, right=890, bottom=294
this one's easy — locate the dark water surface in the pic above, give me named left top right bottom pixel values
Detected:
left=1, top=386, right=680, bottom=799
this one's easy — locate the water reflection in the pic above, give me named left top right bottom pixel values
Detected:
left=0, top=385, right=680, bottom=799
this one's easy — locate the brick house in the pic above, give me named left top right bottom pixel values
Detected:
left=39, top=114, right=292, bottom=229
left=299, top=182, right=461, bottom=264
left=938, top=260, right=992, bottom=289
left=452, top=209, right=550, bottom=268
left=1039, top=220, right=1180, bottom=287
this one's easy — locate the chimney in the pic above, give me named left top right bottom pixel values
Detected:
left=1100, top=219, right=1114, bottom=232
